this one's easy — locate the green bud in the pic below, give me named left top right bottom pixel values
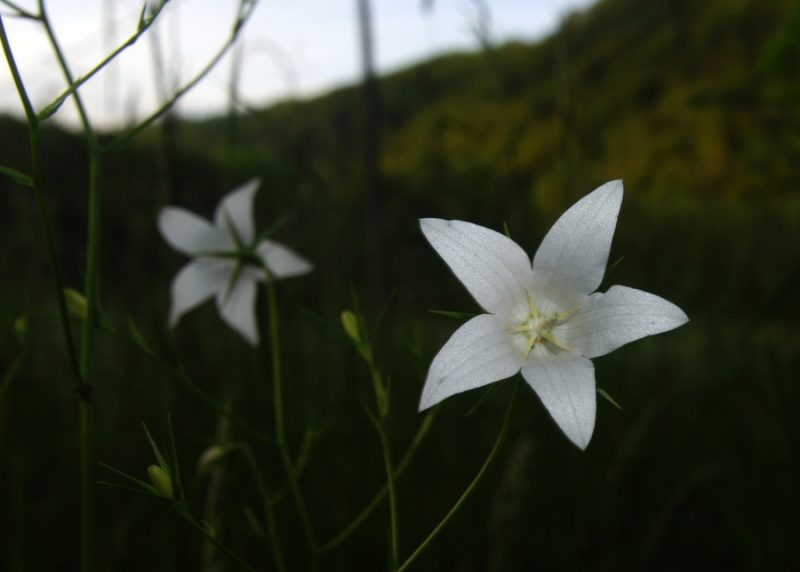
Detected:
left=197, top=445, right=229, bottom=474
left=340, top=310, right=361, bottom=343
left=201, top=520, right=218, bottom=539
left=14, top=316, right=27, bottom=343
left=147, top=465, right=173, bottom=499
left=64, top=288, right=88, bottom=321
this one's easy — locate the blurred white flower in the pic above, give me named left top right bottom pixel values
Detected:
left=158, top=179, right=312, bottom=345
left=419, top=181, right=687, bottom=449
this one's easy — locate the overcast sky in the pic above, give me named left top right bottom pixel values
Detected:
left=0, top=0, right=595, bottom=128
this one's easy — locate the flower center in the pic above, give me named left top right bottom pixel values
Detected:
left=510, top=290, right=578, bottom=357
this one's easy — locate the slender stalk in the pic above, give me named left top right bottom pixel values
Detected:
left=175, top=504, right=260, bottom=572
left=38, top=4, right=102, bottom=570
left=39, top=3, right=167, bottom=119
left=375, top=419, right=399, bottom=569
left=0, top=0, right=36, bottom=19
left=238, top=444, right=287, bottom=572
left=0, top=14, right=81, bottom=383
left=396, top=382, right=519, bottom=572
left=320, top=411, right=435, bottom=553
left=264, top=279, right=318, bottom=563
left=366, top=359, right=399, bottom=569
left=105, top=1, right=256, bottom=151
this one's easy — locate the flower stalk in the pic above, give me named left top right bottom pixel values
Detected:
left=264, top=278, right=319, bottom=564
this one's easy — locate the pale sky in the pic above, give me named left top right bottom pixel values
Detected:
left=0, top=0, right=595, bottom=129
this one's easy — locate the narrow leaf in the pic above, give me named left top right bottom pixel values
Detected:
left=428, top=309, right=479, bottom=320
left=98, top=461, right=160, bottom=494
left=597, top=388, right=623, bottom=410
left=142, top=422, right=169, bottom=471
left=0, top=165, right=32, bottom=187
left=37, top=91, right=69, bottom=121
left=466, top=382, right=501, bottom=416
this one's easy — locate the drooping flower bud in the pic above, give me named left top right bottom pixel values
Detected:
left=147, top=465, right=173, bottom=499
left=340, top=310, right=361, bottom=344
left=64, top=288, right=87, bottom=321
left=197, top=445, right=229, bottom=475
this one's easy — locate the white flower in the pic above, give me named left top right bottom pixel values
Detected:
left=419, top=180, right=688, bottom=449
left=158, top=179, right=312, bottom=345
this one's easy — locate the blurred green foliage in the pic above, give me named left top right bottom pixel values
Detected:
left=1, top=0, right=799, bottom=569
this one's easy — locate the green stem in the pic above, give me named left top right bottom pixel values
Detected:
left=366, top=359, right=399, bottom=569
left=0, top=0, right=36, bottom=19
left=0, top=14, right=81, bottom=383
left=264, top=280, right=318, bottom=563
left=396, top=382, right=518, bottom=572
left=238, top=444, right=287, bottom=572
left=37, top=3, right=167, bottom=119
left=320, top=411, right=435, bottom=553
left=104, top=0, right=258, bottom=151
left=376, top=420, right=399, bottom=569
left=175, top=504, right=259, bottom=572
left=38, top=4, right=102, bottom=570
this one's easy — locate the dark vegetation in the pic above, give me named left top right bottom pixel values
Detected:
left=1, top=0, right=799, bottom=569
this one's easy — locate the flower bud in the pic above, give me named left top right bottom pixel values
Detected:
left=197, top=445, right=229, bottom=474
left=147, top=465, right=173, bottom=499
left=14, top=316, right=27, bottom=343
left=64, top=288, right=87, bottom=321
left=340, top=310, right=361, bottom=343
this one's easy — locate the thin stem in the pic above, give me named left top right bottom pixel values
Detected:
left=0, top=0, right=36, bottom=19
left=100, top=320, right=275, bottom=444
left=320, top=411, right=435, bottom=553
left=105, top=0, right=258, bottom=151
left=366, top=359, right=399, bottom=569
left=38, top=4, right=102, bottom=570
left=376, top=418, right=399, bottom=569
left=238, top=444, right=287, bottom=572
left=264, top=279, right=318, bottom=563
left=396, top=382, right=519, bottom=572
left=175, top=504, right=259, bottom=572
left=38, top=4, right=167, bottom=120
left=0, top=14, right=81, bottom=383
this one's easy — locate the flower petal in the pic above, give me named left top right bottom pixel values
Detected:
left=214, top=179, right=260, bottom=245
left=521, top=351, right=596, bottom=450
left=158, top=207, right=233, bottom=256
left=168, top=258, right=235, bottom=327
left=216, top=267, right=261, bottom=345
left=419, top=314, right=523, bottom=411
left=532, top=180, right=623, bottom=299
left=558, top=285, right=688, bottom=358
left=420, top=218, right=533, bottom=316
left=257, top=239, right=313, bottom=279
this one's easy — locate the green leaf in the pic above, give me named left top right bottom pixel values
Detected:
left=37, top=91, right=70, bottom=121
left=597, top=388, right=623, bottom=410
left=142, top=422, right=169, bottom=472
left=255, top=214, right=289, bottom=242
left=603, top=256, right=625, bottom=282
left=98, top=462, right=160, bottom=496
left=0, top=165, right=33, bottom=187
left=466, top=382, right=501, bottom=416
left=428, top=309, right=478, bottom=320
left=166, top=415, right=184, bottom=502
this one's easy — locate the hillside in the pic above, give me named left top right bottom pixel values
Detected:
left=183, top=0, right=799, bottom=209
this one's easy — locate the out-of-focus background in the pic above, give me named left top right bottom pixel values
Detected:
left=1, top=0, right=799, bottom=570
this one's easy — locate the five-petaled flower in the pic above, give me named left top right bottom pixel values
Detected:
left=419, top=180, right=688, bottom=449
left=158, top=179, right=312, bottom=345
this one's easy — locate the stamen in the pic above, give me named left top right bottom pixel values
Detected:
left=556, top=306, right=580, bottom=321
left=526, top=289, right=540, bottom=318
left=542, top=331, right=572, bottom=352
